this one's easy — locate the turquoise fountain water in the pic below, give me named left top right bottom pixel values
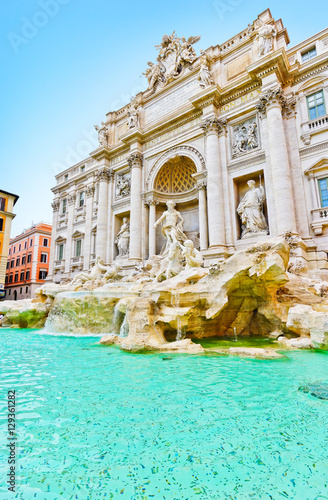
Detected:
left=1, top=328, right=328, bottom=499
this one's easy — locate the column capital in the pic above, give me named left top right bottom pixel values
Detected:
left=196, top=180, right=207, bottom=191
left=145, top=199, right=159, bottom=206
left=255, top=87, right=286, bottom=115
left=68, top=193, right=76, bottom=205
left=86, top=185, right=95, bottom=198
left=128, top=152, right=143, bottom=168
left=281, top=95, right=297, bottom=118
left=200, top=117, right=227, bottom=136
left=51, top=200, right=60, bottom=212
left=96, top=167, right=113, bottom=182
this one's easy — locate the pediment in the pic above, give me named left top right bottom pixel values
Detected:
left=298, top=75, right=328, bottom=94
left=72, top=230, right=84, bottom=238
left=304, top=157, right=328, bottom=176
left=55, top=235, right=66, bottom=243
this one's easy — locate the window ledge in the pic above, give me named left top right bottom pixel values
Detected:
left=311, top=206, right=328, bottom=235
left=301, top=114, right=328, bottom=145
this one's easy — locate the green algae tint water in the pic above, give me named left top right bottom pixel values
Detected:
left=0, top=328, right=328, bottom=500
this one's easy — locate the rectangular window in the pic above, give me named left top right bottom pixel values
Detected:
left=22, top=256, right=26, bottom=265
left=30, top=239, right=33, bottom=247
left=6, top=261, right=9, bottom=269
left=58, top=244, right=64, bottom=261
left=0, top=197, right=5, bottom=211
left=14, top=273, right=18, bottom=283
left=76, top=239, right=82, bottom=257
left=10, top=260, right=14, bottom=268
left=27, top=253, right=32, bottom=263
left=5, top=275, right=8, bottom=284
left=26, top=270, right=30, bottom=280
left=43, top=238, right=48, bottom=247
left=24, top=241, right=27, bottom=249
left=19, top=244, right=21, bottom=251
left=9, top=275, right=13, bottom=283
left=13, top=246, right=16, bottom=253
left=307, top=91, right=326, bottom=120
left=79, top=191, right=85, bottom=207
left=318, top=178, right=328, bottom=207
left=8, top=248, right=11, bottom=255
left=81, top=166, right=85, bottom=172
left=26, top=286, right=28, bottom=293
left=0, top=218, right=3, bottom=231
left=40, top=253, right=47, bottom=263
left=20, top=272, right=24, bottom=281
left=20, top=287, right=22, bottom=294
left=62, top=198, right=67, bottom=214
left=302, top=47, right=317, bottom=62
left=39, top=270, right=48, bottom=280
left=16, top=258, right=20, bottom=266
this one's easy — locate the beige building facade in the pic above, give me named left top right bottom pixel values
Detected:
left=49, top=9, right=328, bottom=282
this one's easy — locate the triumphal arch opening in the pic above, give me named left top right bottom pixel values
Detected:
left=49, top=9, right=328, bottom=281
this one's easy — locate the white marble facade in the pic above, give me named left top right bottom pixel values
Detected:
left=49, top=9, right=328, bottom=281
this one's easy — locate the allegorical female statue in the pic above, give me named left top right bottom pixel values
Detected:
left=237, top=180, right=268, bottom=238
left=115, top=218, right=130, bottom=257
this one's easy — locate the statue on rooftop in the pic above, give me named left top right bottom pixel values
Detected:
left=257, top=20, right=277, bottom=56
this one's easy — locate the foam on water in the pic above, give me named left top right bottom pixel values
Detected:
left=1, top=328, right=328, bottom=499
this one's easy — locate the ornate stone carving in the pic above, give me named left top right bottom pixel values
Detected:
left=68, top=193, right=76, bottom=205
left=200, top=117, right=227, bottom=135
left=127, top=99, right=140, bottom=129
left=255, top=87, right=286, bottom=115
left=282, top=95, right=297, bottom=118
left=143, top=32, right=200, bottom=91
left=96, top=167, right=112, bottom=182
left=115, top=218, right=130, bottom=257
left=116, top=172, right=131, bottom=198
left=86, top=186, right=95, bottom=198
left=154, top=201, right=187, bottom=255
left=51, top=200, right=60, bottom=212
left=257, top=20, right=277, bottom=57
left=237, top=180, right=268, bottom=238
left=198, top=50, right=214, bottom=88
left=127, top=152, right=143, bottom=168
left=94, top=125, right=108, bottom=147
left=231, top=119, right=259, bottom=156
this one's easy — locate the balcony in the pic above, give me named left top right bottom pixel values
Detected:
left=70, top=256, right=83, bottom=271
left=301, top=113, right=328, bottom=145
left=310, top=207, right=328, bottom=235
left=54, top=259, right=65, bottom=273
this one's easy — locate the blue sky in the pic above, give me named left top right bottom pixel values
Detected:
left=1, top=0, right=328, bottom=235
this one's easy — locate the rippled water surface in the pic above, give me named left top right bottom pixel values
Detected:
left=1, top=328, right=328, bottom=499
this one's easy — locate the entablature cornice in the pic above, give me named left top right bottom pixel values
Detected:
left=246, top=47, right=294, bottom=86
left=189, top=85, right=222, bottom=110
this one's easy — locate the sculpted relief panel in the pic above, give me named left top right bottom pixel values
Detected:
left=231, top=118, right=259, bottom=157
left=116, top=172, right=131, bottom=199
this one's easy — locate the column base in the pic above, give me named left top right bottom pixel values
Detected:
left=201, top=246, right=230, bottom=266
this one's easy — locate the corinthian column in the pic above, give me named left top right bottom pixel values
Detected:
left=200, top=117, right=226, bottom=251
left=147, top=200, right=158, bottom=257
left=65, top=192, right=76, bottom=274
left=197, top=183, right=208, bottom=250
left=128, top=152, right=143, bottom=262
left=256, top=88, right=297, bottom=234
left=83, top=184, right=95, bottom=269
left=48, top=199, right=60, bottom=280
left=96, top=168, right=111, bottom=262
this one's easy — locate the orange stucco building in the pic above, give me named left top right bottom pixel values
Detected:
left=0, top=189, right=19, bottom=298
left=5, top=222, right=52, bottom=300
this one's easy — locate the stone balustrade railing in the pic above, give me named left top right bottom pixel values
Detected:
left=310, top=206, right=328, bottom=235
left=301, top=113, right=328, bottom=145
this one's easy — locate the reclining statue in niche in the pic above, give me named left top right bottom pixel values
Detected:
left=237, top=179, right=268, bottom=238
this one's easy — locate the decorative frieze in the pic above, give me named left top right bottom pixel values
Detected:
left=86, top=186, right=95, bottom=198
left=67, top=194, right=76, bottom=205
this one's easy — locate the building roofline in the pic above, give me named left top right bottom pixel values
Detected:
left=0, top=190, right=19, bottom=205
